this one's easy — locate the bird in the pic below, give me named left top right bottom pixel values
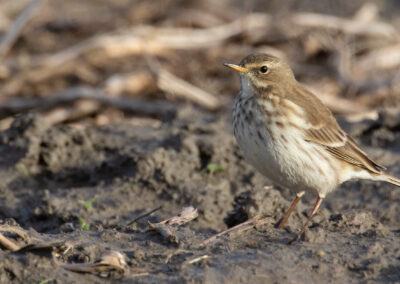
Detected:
left=224, top=53, right=400, bottom=243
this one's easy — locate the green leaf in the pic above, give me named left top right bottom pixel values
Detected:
left=206, top=163, right=224, bottom=174
left=78, top=198, right=95, bottom=212
left=82, top=223, right=90, bottom=231
left=78, top=217, right=90, bottom=231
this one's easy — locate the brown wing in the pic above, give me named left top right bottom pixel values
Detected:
left=288, top=85, right=385, bottom=174
left=306, top=126, right=385, bottom=174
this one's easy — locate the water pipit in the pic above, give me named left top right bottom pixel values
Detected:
left=224, top=54, right=400, bottom=243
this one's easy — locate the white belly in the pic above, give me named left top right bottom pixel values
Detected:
left=233, top=95, right=341, bottom=197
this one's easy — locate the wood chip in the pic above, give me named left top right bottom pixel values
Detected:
left=148, top=206, right=198, bottom=244
left=62, top=251, right=128, bottom=277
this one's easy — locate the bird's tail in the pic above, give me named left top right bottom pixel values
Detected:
left=379, top=174, right=400, bottom=187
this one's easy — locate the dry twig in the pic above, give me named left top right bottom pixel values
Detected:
left=157, top=68, right=221, bottom=110
left=105, top=71, right=154, bottom=95
left=62, top=251, right=128, bottom=276
left=199, top=215, right=272, bottom=247
left=0, top=224, right=29, bottom=241
left=105, top=67, right=221, bottom=110
left=148, top=206, right=198, bottom=243
left=16, top=241, right=70, bottom=257
left=0, top=224, right=34, bottom=252
left=42, top=100, right=101, bottom=125
left=0, top=0, right=44, bottom=60
left=0, top=233, right=20, bottom=251
left=292, top=12, right=397, bottom=38
left=39, top=13, right=271, bottom=63
left=186, top=255, right=210, bottom=264
left=0, top=13, right=271, bottom=96
left=126, top=206, right=162, bottom=226
left=353, top=3, right=378, bottom=23
left=0, top=86, right=177, bottom=120
left=353, top=43, right=400, bottom=72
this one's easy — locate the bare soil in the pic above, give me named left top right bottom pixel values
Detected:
left=0, top=106, right=399, bottom=283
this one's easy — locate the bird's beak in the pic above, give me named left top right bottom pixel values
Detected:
left=223, top=63, right=248, bottom=73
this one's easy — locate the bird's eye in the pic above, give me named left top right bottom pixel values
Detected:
left=259, top=66, right=268, bottom=73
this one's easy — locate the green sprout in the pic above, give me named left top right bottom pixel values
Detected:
left=206, top=163, right=225, bottom=174
left=78, top=217, right=90, bottom=231
left=16, top=163, right=29, bottom=176
left=78, top=198, right=95, bottom=212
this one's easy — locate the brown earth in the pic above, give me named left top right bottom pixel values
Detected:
left=0, top=106, right=399, bottom=283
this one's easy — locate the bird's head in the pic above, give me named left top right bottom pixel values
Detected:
left=224, top=53, right=295, bottom=91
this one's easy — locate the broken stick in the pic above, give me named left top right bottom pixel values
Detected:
left=0, top=0, right=44, bottom=60
left=157, top=68, right=221, bottom=110
left=148, top=206, right=198, bottom=244
left=0, top=86, right=177, bottom=120
left=62, top=250, right=128, bottom=277
left=126, top=206, right=162, bottom=226
left=0, top=233, right=20, bottom=252
left=199, top=215, right=272, bottom=247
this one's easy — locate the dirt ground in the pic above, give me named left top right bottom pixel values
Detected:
left=0, top=1, right=399, bottom=283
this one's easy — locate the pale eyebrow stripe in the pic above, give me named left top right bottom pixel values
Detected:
left=245, top=61, right=279, bottom=68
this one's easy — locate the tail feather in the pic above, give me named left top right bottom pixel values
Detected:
left=380, top=174, right=400, bottom=187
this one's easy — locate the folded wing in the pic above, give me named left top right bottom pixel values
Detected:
left=291, top=85, right=385, bottom=174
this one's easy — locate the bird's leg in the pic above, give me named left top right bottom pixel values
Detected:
left=289, top=196, right=324, bottom=244
left=277, top=192, right=304, bottom=229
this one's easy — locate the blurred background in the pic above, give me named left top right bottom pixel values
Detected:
left=0, top=0, right=399, bottom=129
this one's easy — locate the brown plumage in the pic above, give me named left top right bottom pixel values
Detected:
left=225, top=53, right=400, bottom=243
left=293, top=85, right=387, bottom=174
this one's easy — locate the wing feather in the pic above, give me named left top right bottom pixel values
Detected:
left=287, top=85, right=385, bottom=174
